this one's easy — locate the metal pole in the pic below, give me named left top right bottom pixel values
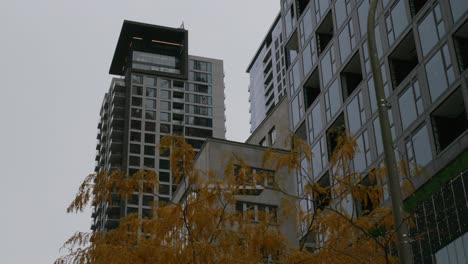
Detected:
left=367, top=1, right=413, bottom=263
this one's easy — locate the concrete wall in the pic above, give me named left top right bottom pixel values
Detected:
left=184, top=138, right=299, bottom=246
left=246, top=96, right=291, bottom=150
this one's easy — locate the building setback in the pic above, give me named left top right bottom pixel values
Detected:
left=247, top=14, right=288, bottom=133
left=276, top=0, right=468, bottom=262
left=92, top=21, right=225, bottom=232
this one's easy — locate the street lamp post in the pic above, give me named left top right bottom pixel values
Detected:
left=367, top=0, right=413, bottom=263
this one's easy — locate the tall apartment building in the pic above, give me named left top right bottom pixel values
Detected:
left=92, top=21, right=225, bottom=231
left=275, top=0, right=467, bottom=262
left=247, top=14, right=288, bottom=133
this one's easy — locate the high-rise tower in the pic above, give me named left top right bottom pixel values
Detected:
left=92, top=21, right=225, bottom=231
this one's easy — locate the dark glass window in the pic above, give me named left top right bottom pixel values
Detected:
left=145, top=122, right=156, bottom=132
left=132, top=86, right=143, bottom=95
left=144, top=133, right=155, bottom=144
left=145, top=111, right=156, bottom=120
left=131, top=120, right=141, bottom=130
left=160, top=124, right=171, bottom=134
left=159, top=159, right=170, bottom=170
left=129, top=156, right=140, bottom=166
left=131, top=108, right=142, bottom=118
left=159, top=171, right=170, bottom=182
left=144, top=145, right=155, bottom=156
left=146, top=88, right=157, bottom=98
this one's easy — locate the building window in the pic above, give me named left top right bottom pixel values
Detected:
left=144, top=158, right=154, bottom=168
left=303, top=69, right=320, bottom=110
left=285, top=4, right=296, bottom=38
left=235, top=201, right=278, bottom=223
left=186, top=94, right=212, bottom=105
left=418, top=4, right=445, bottom=57
left=385, top=0, right=409, bottom=45
left=145, top=99, right=156, bottom=109
left=346, top=91, right=366, bottom=135
left=269, top=127, right=277, bottom=145
left=338, top=19, right=356, bottom=63
left=160, top=112, right=170, bottom=122
left=409, top=0, right=428, bottom=17
left=389, top=31, right=419, bottom=88
left=159, top=159, right=170, bottom=170
left=159, top=184, right=170, bottom=195
left=144, top=145, right=155, bottom=156
left=307, top=100, right=322, bottom=142
left=357, top=0, right=369, bottom=37
left=160, top=90, right=171, bottom=99
left=340, top=52, right=363, bottom=100
left=295, top=0, right=310, bottom=16
left=324, top=79, right=341, bottom=122
left=145, top=122, right=156, bottom=132
left=132, top=97, right=142, bottom=107
left=159, top=79, right=171, bottom=88
left=146, top=87, right=157, bottom=98
left=316, top=12, right=334, bottom=55
left=185, top=105, right=212, bottom=116
left=187, top=83, right=212, bottom=94
left=425, top=44, right=455, bottom=102
left=299, top=7, right=313, bottom=45
left=159, top=171, right=170, bottom=183
left=129, top=143, right=140, bottom=154
left=311, top=136, right=327, bottom=179
left=160, top=124, right=171, bottom=134
left=132, top=85, right=143, bottom=95
left=145, top=110, right=156, bottom=120
left=411, top=172, right=468, bottom=263
left=398, top=80, right=423, bottom=130
left=297, top=156, right=311, bottom=196
left=454, top=20, right=468, bottom=73
left=326, top=113, right=345, bottom=159
left=129, top=156, right=140, bottom=166
left=191, top=60, right=212, bottom=72
left=314, top=0, right=330, bottom=23
left=185, top=116, right=212, bottom=127
left=406, top=125, right=433, bottom=172
left=301, top=37, right=317, bottom=77
left=292, top=93, right=304, bottom=128
left=144, top=133, right=155, bottom=144
left=259, top=137, right=267, bottom=147
left=160, top=101, right=171, bottom=111
left=431, top=88, right=468, bottom=153
left=131, top=120, right=141, bottom=130
left=130, top=132, right=141, bottom=142
left=144, top=76, right=157, bottom=87
left=131, top=108, right=142, bottom=119
left=353, top=131, right=371, bottom=172
left=289, top=60, right=302, bottom=95
left=320, top=44, right=336, bottom=87
left=235, top=166, right=275, bottom=187
left=334, top=0, right=351, bottom=30
left=185, top=127, right=213, bottom=138
left=132, top=74, right=143, bottom=85
left=190, top=72, right=212, bottom=84
left=314, top=173, right=331, bottom=211
left=449, top=0, right=468, bottom=23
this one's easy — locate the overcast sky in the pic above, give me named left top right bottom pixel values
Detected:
left=0, top=1, right=279, bottom=263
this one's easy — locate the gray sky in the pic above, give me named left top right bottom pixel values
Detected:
left=0, top=1, right=278, bottom=263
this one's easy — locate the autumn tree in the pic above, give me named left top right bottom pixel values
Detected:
left=57, top=134, right=418, bottom=264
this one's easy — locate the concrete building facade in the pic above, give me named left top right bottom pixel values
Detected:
left=277, top=0, right=468, bottom=262
left=92, top=21, right=225, bottom=231
left=172, top=137, right=299, bottom=247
